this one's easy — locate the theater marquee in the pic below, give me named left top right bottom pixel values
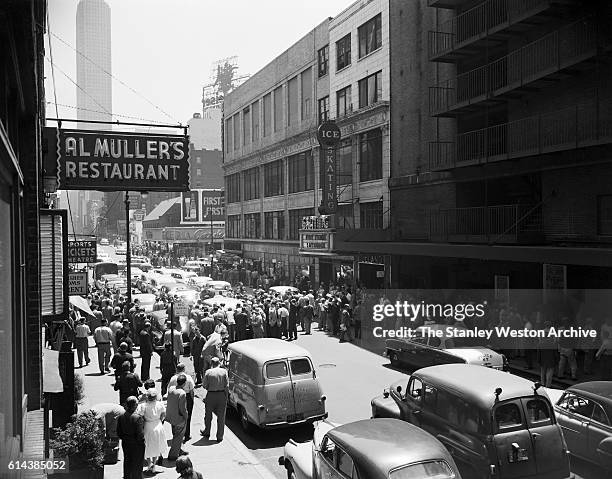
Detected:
left=53, top=128, right=190, bottom=191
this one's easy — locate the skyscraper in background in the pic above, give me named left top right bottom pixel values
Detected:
left=67, top=0, right=112, bottom=236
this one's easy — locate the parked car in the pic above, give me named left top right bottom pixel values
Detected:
left=206, top=280, right=232, bottom=294
left=202, top=296, right=241, bottom=310
left=279, top=418, right=461, bottom=479
left=99, top=238, right=109, bottom=245
left=371, top=364, right=570, bottom=479
left=96, top=273, right=125, bottom=291
left=553, top=381, right=612, bottom=471
left=169, top=270, right=198, bottom=284
left=167, top=286, right=199, bottom=306
left=132, top=293, right=156, bottom=313
left=385, top=324, right=507, bottom=371
left=188, top=276, right=213, bottom=290
left=227, top=338, right=327, bottom=433
left=115, top=245, right=127, bottom=256
left=269, top=285, right=299, bottom=297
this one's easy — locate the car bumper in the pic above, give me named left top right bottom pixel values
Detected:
left=261, top=412, right=328, bottom=429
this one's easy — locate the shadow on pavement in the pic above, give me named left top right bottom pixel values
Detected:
left=224, top=407, right=314, bottom=450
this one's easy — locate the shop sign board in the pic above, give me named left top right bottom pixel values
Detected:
left=301, top=215, right=331, bottom=230
left=300, top=232, right=332, bottom=251
left=67, top=240, right=97, bottom=263
left=68, top=272, right=88, bottom=296
left=317, top=121, right=340, bottom=214
left=174, top=299, right=189, bottom=317
left=52, top=128, right=190, bottom=191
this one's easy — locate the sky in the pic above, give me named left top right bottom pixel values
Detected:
left=45, top=0, right=353, bottom=127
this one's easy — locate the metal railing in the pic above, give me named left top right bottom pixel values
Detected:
left=430, top=17, right=599, bottom=115
left=428, top=204, right=543, bottom=242
left=429, top=0, right=552, bottom=59
left=429, top=97, right=612, bottom=170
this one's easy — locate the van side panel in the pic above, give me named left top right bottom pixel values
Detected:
left=261, top=360, right=296, bottom=425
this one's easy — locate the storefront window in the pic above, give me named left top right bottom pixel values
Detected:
left=0, top=188, right=14, bottom=445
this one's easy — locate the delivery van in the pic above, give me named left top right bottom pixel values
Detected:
left=227, top=338, right=327, bottom=433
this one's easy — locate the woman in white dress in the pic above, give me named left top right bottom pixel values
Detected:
left=138, top=388, right=168, bottom=473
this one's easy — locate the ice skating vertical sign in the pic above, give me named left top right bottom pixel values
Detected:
left=317, top=121, right=341, bottom=214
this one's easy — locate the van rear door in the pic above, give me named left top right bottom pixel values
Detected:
left=492, top=400, right=537, bottom=478
left=287, top=357, right=324, bottom=422
left=521, top=397, right=570, bottom=478
left=263, top=360, right=295, bottom=424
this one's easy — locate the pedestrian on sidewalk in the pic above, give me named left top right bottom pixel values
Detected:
left=165, top=374, right=189, bottom=461
left=116, top=396, right=145, bottom=479
left=93, top=318, right=113, bottom=374
left=139, top=322, right=154, bottom=381
left=160, top=343, right=177, bottom=396
left=303, top=301, right=314, bottom=335
left=339, top=305, right=353, bottom=343
left=200, top=357, right=228, bottom=442
left=137, top=388, right=167, bottom=474
left=175, top=456, right=203, bottom=479
left=168, top=364, right=195, bottom=441
left=111, top=343, right=136, bottom=379
left=114, top=361, right=143, bottom=406
left=74, top=317, right=91, bottom=368
left=190, top=328, right=205, bottom=385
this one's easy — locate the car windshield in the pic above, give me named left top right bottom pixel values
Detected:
left=390, top=461, right=455, bottom=479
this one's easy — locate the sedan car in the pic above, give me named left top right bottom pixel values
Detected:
left=385, top=323, right=506, bottom=371
left=553, top=381, right=612, bottom=471
left=270, top=285, right=299, bottom=296
left=99, top=238, right=109, bottom=246
left=132, top=293, right=156, bottom=313
left=188, top=276, right=213, bottom=290
left=279, top=418, right=461, bottom=479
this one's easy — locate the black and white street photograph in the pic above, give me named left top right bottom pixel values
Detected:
left=1, top=0, right=612, bottom=478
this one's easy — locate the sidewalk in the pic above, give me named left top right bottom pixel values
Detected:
left=79, top=338, right=276, bottom=479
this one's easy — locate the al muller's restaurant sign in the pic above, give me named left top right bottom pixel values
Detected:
left=48, top=128, right=190, bottom=191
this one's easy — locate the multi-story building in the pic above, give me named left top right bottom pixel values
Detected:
left=223, top=20, right=330, bottom=283
left=0, top=0, right=47, bottom=462
left=385, top=0, right=612, bottom=290
left=190, top=145, right=223, bottom=189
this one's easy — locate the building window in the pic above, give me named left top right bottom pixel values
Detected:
left=358, top=13, right=382, bottom=58
left=336, top=86, right=352, bottom=118
left=337, top=139, right=352, bottom=186
left=196, top=156, right=202, bottom=164
left=289, top=208, right=315, bottom=240
left=264, top=160, right=284, bottom=197
left=242, top=106, right=251, bottom=145
left=225, top=117, right=233, bottom=153
left=244, top=167, right=260, bottom=201
left=336, top=34, right=351, bottom=71
left=318, top=96, right=329, bottom=123
left=359, top=128, right=383, bottom=181
left=288, top=151, right=314, bottom=193
left=244, top=213, right=261, bottom=239
left=360, top=201, right=383, bottom=229
left=337, top=203, right=354, bottom=228
left=252, top=100, right=260, bottom=140
left=263, top=93, right=272, bottom=137
left=301, top=68, right=312, bottom=120
left=598, top=195, right=612, bottom=235
left=264, top=211, right=285, bottom=240
left=318, top=44, right=329, bottom=77
left=227, top=214, right=241, bottom=238
left=196, top=168, right=202, bottom=177
left=233, top=114, right=240, bottom=151
left=274, top=86, right=283, bottom=132
left=288, top=76, right=298, bottom=126
left=358, top=70, right=382, bottom=108
left=226, top=173, right=241, bottom=203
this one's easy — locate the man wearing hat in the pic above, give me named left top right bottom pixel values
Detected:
left=114, top=361, right=142, bottom=406
left=200, top=357, right=229, bottom=442
left=110, top=342, right=135, bottom=379
left=165, top=374, right=189, bottom=460
left=116, top=319, right=134, bottom=354
left=139, top=321, right=154, bottom=381
left=168, top=363, right=196, bottom=441
left=116, top=396, right=145, bottom=479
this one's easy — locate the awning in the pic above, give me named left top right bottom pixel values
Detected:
left=69, top=295, right=94, bottom=317
left=334, top=241, right=612, bottom=267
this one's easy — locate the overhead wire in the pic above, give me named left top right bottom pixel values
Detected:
left=46, top=101, right=170, bottom=125
left=45, top=27, right=179, bottom=124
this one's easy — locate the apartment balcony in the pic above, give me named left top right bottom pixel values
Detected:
left=429, top=98, right=612, bottom=171
left=428, top=0, right=555, bottom=62
left=428, top=204, right=544, bottom=244
left=430, top=17, right=601, bottom=116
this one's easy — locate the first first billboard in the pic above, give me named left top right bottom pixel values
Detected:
left=48, top=128, right=190, bottom=192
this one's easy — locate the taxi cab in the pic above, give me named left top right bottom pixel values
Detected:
left=385, top=323, right=507, bottom=371
left=227, top=338, right=327, bottom=433
left=279, top=418, right=461, bottom=479
left=371, top=364, right=570, bottom=479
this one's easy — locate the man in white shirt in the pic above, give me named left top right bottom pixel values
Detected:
left=168, top=363, right=196, bottom=441
left=74, top=317, right=91, bottom=368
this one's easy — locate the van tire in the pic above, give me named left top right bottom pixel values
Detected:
left=389, top=351, right=399, bottom=367
left=238, top=405, right=252, bottom=433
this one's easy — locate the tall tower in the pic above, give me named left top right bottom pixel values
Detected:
left=70, top=0, right=112, bottom=236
